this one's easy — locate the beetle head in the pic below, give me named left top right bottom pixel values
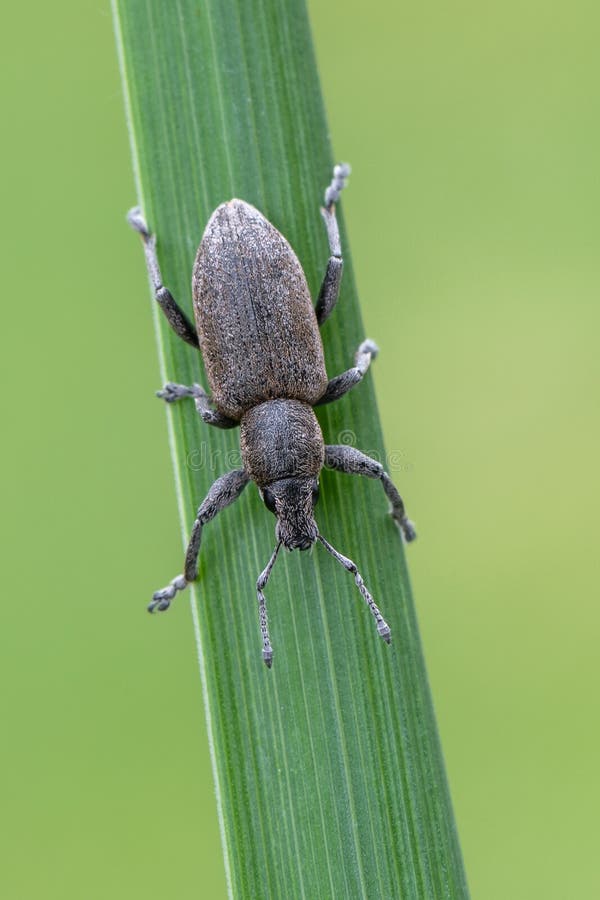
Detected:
left=261, top=477, right=320, bottom=550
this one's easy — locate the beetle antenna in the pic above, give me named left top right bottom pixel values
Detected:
left=317, top=534, right=391, bottom=643
left=256, top=540, right=282, bottom=668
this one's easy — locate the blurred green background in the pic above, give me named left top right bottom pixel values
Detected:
left=1, top=1, right=598, bottom=898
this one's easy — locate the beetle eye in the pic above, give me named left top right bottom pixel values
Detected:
left=312, top=481, right=320, bottom=507
left=263, top=487, right=277, bottom=515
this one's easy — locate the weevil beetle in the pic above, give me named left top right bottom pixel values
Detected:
left=128, top=164, right=416, bottom=666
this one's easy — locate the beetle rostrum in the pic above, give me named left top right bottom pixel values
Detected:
left=128, top=164, right=416, bottom=667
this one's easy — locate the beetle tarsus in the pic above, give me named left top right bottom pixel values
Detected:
left=324, top=162, right=351, bottom=209
left=156, top=382, right=238, bottom=428
left=357, top=338, right=379, bottom=363
left=378, top=621, right=392, bottom=643
left=156, top=382, right=206, bottom=403
left=399, top=517, right=417, bottom=543
left=127, top=206, right=150, bottom=238
left=148, top=574, right=187, bottom=613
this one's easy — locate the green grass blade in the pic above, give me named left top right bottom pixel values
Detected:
left=112, top=1, right=469, bottom=896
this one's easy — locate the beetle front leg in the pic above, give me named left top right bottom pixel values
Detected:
left=324, top=445, right=416, bottom=542
left=156, top=382, right=238, bottom=429
left=316, top=339, right=378, bottom=406
left=127, top=207, right=200, bottom=349
left=148, top=469, right=250, bottom=613
left=315, top=163, right=350, bottom=326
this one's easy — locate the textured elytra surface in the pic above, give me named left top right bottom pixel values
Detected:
left=192, top=200, right=328, bottom=420
left=240, top=399, right=324, bottom=487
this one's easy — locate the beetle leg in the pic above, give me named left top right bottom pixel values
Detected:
left=315, top=338, right=379, bottom=406
left=156, top=382, right=238, bottom=429
left=127, top=207, right=200, bottom=349
left=323, top=445, right=417, bottom=543
left=315, top=163, right=350, bottom=326
left=156, top=382, right=204, bottom=402
left=148, top=469, right=250, bottom=613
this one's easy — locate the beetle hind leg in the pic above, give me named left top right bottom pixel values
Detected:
left=127, top=207, right=200, bottom=349
left=315, top=163, right=351, bottom=326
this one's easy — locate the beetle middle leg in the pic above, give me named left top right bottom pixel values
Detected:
left=316, top=339, right=379, bottom=406
left=315, top=163, right=350, bottom=326
left=324, top=445, right=417, bottom=542
left=148, top=469, right=249, bottom=613
left=127, top=207, right=200, bottom=349
left=156, top=382, right=237, bottom=429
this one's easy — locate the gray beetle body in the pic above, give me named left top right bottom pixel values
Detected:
left=193, top=199, right=328, bottom=419
left=194, top=199, right=328, bottom=553
left=128, top=165, right=416, bottom=666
